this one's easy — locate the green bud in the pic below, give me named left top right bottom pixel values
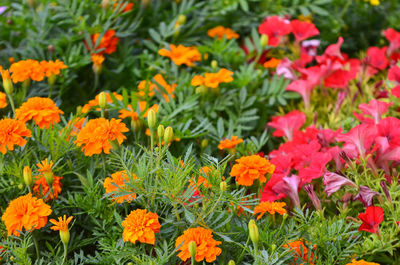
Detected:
left=23, top=166, right=33, bottom=187
left=60, top=229, right=70, bottom=245
left=48, top=74, right=57, bottom=86
left=220, top=181, right=227, bottom=192
left=178, top=14, right=186, bottom=25
left=195, top=86, right=207, bottom=95
left=260, top=34, right=269, bottom=47
left=147, top=109, right=157, bottom=128
left=201, top=139, right=209, bottom=148
left=164, top=126, right=174, bottom=144
left=131, top=118, right=144, bottom=132
left=157, top=125, right=165, bottom=139
left=188, top=241, right=197, bottom=259
left=44, top=172, right=53, bottom=187
left=248, top=220, right=259, bottom=244
left=211, top=60, right=218, bottom=69
left=98, top=92, right=107, bottom=109
left=228, top=260, right=236, bottom=265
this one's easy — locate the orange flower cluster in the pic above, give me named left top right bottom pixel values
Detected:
left=191, top=68, right=234, bottom=89
left=15, top=97, right=64, bottom=129
left=175, top=227, right=222, bottom=263
left=122, top=209, right=161, bottom=245
left=346, top=260, right=380, bottom=265
left=189, top=166, right=218, bottom=189
left=158, top=44, right=201, bottom=67
left=253, top=201, right=287, bottom=219
left=283, top=240, right=316, bottom=265
left=89, top=29, right=120, bottom=55
left=0, top=118, right=31, bottom=154
left=264, top=58, right=282, bottom=68
left=81, top=92, right=123, bottom=114
left=9, top=59, right=67, bottom=83
left=75, top=118, right=129, bottom=156
left=104, top=170, right=137, bottom=203
left=230, top=155, right=275, bottom=186
left=207, top=26, right=239, bottom=40
left=1, top=193, right=52, bottom=236
left=50, top=215, right=73, bottom=232
left=33, top=159, right=63, bottom=201
left=113, top=1, right=134, bottom=12
left=0, top=92, right=7, bottom=108
left=138, top=74, right=176, bottom=102
left=217, top=135, right=243, bottom=150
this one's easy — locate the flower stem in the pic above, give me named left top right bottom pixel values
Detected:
left=191, top=256, right=195, bottom=265
left=7, top=94, right=15, bottom=117
left=61, top=242, right=68, bottom=265
left=32, top=233, right=40, bottom=259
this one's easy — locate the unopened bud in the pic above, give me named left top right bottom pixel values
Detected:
left=211, top=60, right=218, bottom=69
left=260, top=34, right=269, bottom=47
left=157, top=125, right=165, bottom=139
left=76, top=106, right=82, bottom=115
left=248, top=220, right=259, bottom=244
left=109, top=139, right=120, bottom=151
left=283, top=213, right=288, bottom=220
left=188, top=241, right=197, bottom=259
left=147, top=109, right=157, bottom=128
left=98, top=92, right=107, bottom=109
left=141, top=0, right=150, bottom=8
left=201, top=139, right=208, bottom=148
left=228, top=260, right=236, bottom=265
left=220, top=181, right=227, bottom=192
left=1, top=70, right=13, bottom=95
left=48, top=74, right=57, bottom=86
left=131, top=118, right=143, bottom=132
left=18, top=184, right=23, bottom=190
left=44, top=172, right=53, bottom=187
left=48, top=45, right=54, bottom=53
left=27, top=0, right=36, bottom=7
left=271, top=243, right=277, bottom=252
left=164, top=126, right=174, bottom=144
left=195, top=86, right=207, bottom=95
left=101, top=0, right=110, bottom=9
left=178, top=14, right=186, bottom=25
left=23, top=166, right=33, bottom=187
left=60, top=229, right=70, bottom=245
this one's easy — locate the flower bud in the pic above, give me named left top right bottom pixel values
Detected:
left=98, top=92, right=107, bottom=109
left=283, top=213, right=288, bottom=220
left=188, top=241, right=197, bottom=259
left=228, top=260, right=236, bottom=265
left=195, top=86, right=207, bottom=95
left=141, top=0, right=150, bottom=8
left=147, top=109, right=157, bottom=128
left=178, top=14, right=186, bottom=25
left=260, top=34, right=269, bottom=47
left=201, top=139, right=209, bottom=148
left=211, top=60, right=218, bottom=69
left=1, top=70, right=13, bottom=95
left=18, top=184, right=23, bottom=190
left=101, top=0, right=110, bottom=9
left=23, top=166, right=33, bottom=187
left=48, top=74, right=57, bottom=86
left=157, top=125, right=165, bottom=139
left=131, top=118, right=144, bottom=132
left=248, top=220, right=259, bottom=244
left=44, top=172, right=53, bottom=187
left=109, top=139, right=120, bottom=151
left=27, top=0, right=36, bottom=7
left=60, top=229, right=70, bottom=245
left=271, top=243, right=277, bottom=252
left=164, top=126, right=174, bottom=144
left=76, top=106, right=82, bottom=115
left=220, top=181, right=227, bottom=192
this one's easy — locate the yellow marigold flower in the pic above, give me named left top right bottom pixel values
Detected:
left=175, top=227, right=222, bottom=263
left=191, top=68, right=234, bottom=89
left=263, top=58, right=282, bottom=68
left=158, top=44, right=201, bottom=67
left=40, top=60, right=68, bottom=77
left=0, top=118, right=32, bottom=154
left=0, top=92, right=7, bottom=108
left=230, top=155, right=275, bottom=186
left=217, top=136, right=243, bottom=150
left=9, top=59, right=45, bottom=83
left=1, top=193, right=52, bottom=236
left=346, top=260, right=380, bottom=265
left=207, top=26, right=239, bottom=40
left=74, top=118, right=129, bottom=156
left=15, top=97, right=64, bottom=129
left=253, top=201, right=287, bottom=219
left=104, top=170, right=137, bottom=203
left=122, top=209, right=161, bottom=245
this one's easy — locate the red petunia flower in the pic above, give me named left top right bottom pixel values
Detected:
left=358, top=206, right=384, bottom=234
left=258, top=16, right=291, bottom=47
left=290, top=20, right=319, bottom=42
left=267, top=110, right=306, bottom=140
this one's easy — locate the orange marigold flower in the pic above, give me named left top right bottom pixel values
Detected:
left=139, top=101, right=159, bottom=118
left=189, top=166, right=219, bottom=189
left=122, top=209, right=161, bottom=245
left=113, top=1, right=134, bottom=12
left=1, top=193, right=52, bottom=236
left=75, top=118, right=129, bottom=156
left=207, top=26, right=239, bottom=40
left=0, top=92, right=7, bottom=108
left=50, top=215, right=73, bottom=232
left=263, top=58, right=282, bottom=68
left=9, top=59, right=45, bottom=83
left=0, top=118, right=32, bottom=154
left=346, top=260, right=380, bottom=265
left=118, top=104, right=139, bottom=120
left=138, top=74, right=176, bottom=102
left=88, top=29, right=120, bottom=55
left=191, top=68, right=234, bottom=89
left=37, top=158, right=53, bottom=175
left=33, top=175, right=63, bottom=201
left=158, top=44, right=201, bottom=67
left=81, top=92, right=123, bottom=114
left=40, top=60, right=68, bottom=77
left=230, top=155, right=275, bottom=186
left=91, top=54, right=105, bottom=66
left=175, top=227, right=222, bottom=263
left=218, top=135, right=243, bottom=150
left=15, top=97, right=64, bottom=129
left=283, top=240, right=316, bottom=265
left=104, top=170, right=137, bottom=203
left=253, top=201, right=287, bottom=219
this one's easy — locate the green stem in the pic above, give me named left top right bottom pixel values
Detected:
left=61, top=242, right=68, bottom=265
left=191, top=256, right=195, bottom=265
left=48, top=84, right=54, bottom=98
left=7, top=94, right=15, bottom=117
left=237, top=237, right=250, bottom=264
left=32, top=233, right=40, bottom=259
